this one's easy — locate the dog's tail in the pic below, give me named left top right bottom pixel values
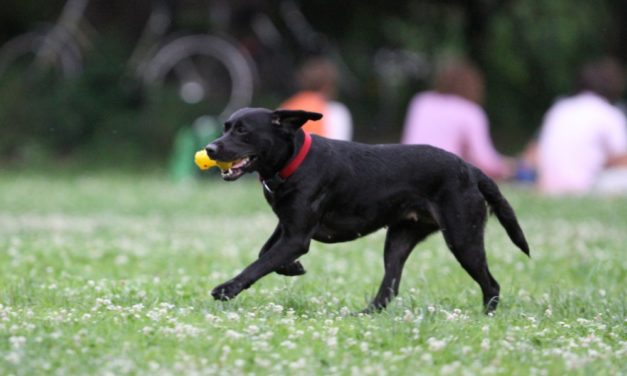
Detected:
left=476, top=168, right=530, bottom=257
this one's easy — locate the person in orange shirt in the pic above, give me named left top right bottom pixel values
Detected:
left=279, top=57, right=353, bottom=140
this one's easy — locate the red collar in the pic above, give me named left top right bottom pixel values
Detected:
left=261, top=131, right=312, bottom=193
left=279, top=131, right=312, bottom=179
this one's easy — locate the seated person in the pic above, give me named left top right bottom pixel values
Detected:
left=280, top=57, right=352, bottom=141
left=401, top=57, right=511, bottom=180
left=537, top=57, right=627, bottom=195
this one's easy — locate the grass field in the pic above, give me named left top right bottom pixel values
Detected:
left=0, top=171, right=625, bottom=375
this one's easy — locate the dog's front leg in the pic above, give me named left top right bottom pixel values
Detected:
left=259, top=225, right=306, bottom=276
left=211, top=233, right=311, bottom=301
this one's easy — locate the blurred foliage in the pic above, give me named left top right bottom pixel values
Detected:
left=321, top=0, right=623, bottom=147
left=483, top=0, right=617, bottom=144
left=0, top=0, right=625, bottom=167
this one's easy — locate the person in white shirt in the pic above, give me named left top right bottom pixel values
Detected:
left=537, top=57, right=627, bottom=195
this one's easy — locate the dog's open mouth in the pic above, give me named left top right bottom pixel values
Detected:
left=220, top=156, right=256, bottom=181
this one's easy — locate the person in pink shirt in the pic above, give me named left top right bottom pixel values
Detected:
left=401, top=58, right=511, bottom=179
left=537, top=57, right=627, bottom=195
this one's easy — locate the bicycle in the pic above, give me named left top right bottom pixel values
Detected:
left=0, top=0, right=256, bottom=120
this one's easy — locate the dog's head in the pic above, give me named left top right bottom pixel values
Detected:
left=205, top=108, right=322, bottom=181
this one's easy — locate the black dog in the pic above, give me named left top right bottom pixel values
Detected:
left=205, top=108, right=529, bottom=313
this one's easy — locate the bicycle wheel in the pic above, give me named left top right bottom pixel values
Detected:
left=0, top=29, right=83, bottom=82
left=141, top=34, right=256, bottom=120
left=0, top=29, right=84, bottom=159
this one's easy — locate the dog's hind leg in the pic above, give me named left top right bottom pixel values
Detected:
left=364, top=222, right=438, bottom=313
left=259, top=225, right=306, bottom=276
left=437, top=195, right=501, bottom=314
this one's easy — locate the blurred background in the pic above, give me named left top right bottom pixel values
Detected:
left=0, top=0, right=625, bottom=171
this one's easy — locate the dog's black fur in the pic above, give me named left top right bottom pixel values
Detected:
left=206, top=107, right=529, bottom=313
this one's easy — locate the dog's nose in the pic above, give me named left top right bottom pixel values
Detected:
left=205, top=143, right=219, bottom=158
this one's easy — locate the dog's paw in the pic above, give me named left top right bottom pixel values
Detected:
left=483, top=296, right=500, bottom=315
left=357, top=303, right=385, bottom=316
left=211, top=280, right=244, bottom=301
left=276, top=261, right=306, bottom=276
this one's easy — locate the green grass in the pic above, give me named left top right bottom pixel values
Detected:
left=0, top=171, right=625, bottom=375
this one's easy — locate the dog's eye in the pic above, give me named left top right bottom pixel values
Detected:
left=235, top=125, right=248, bottom=135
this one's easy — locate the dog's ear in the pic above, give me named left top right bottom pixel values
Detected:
left=271, top=109, right=323, bottom=130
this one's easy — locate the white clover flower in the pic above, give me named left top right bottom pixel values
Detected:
left=204, top=313, right=222, bottom=324
left=544, top=307, right=553, bottom=317
left=441, top=361, right=460, bottom=375
left=481, top=338, right=490, bottom=351
left=226, top=312, right=240, bottom=321
left=225, top=330, right=242, bottom=339
left=158, top=323, right=202, bottom=339
left=146, top=310, right=162, bottom=322
left=255, top=357, right=271, bottom=368
left=4, top=351, right=21, bottom=364
left=252, top=340, right=270, bottom=352
left=159, top=302, right=175, bottom=310
left=289, top=358, right=306, bottom=369
left=281, top=340, right=296, bottom=349
left=420, top=353, right=433, bottom=364
left=246, top=325, right=260, bottom=335
left=427, top=337, right=446, bottom=351
left=246, top=327, right=266, bottom=339
left=9, top=336, right=26, bottom=348
left=411, top=328, right=420, bottom=340
left=233, top=359, right=245, bottom=368
left=403, top=310, right=414, bottom=322
left=326, top=337, right=337, bottom=348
